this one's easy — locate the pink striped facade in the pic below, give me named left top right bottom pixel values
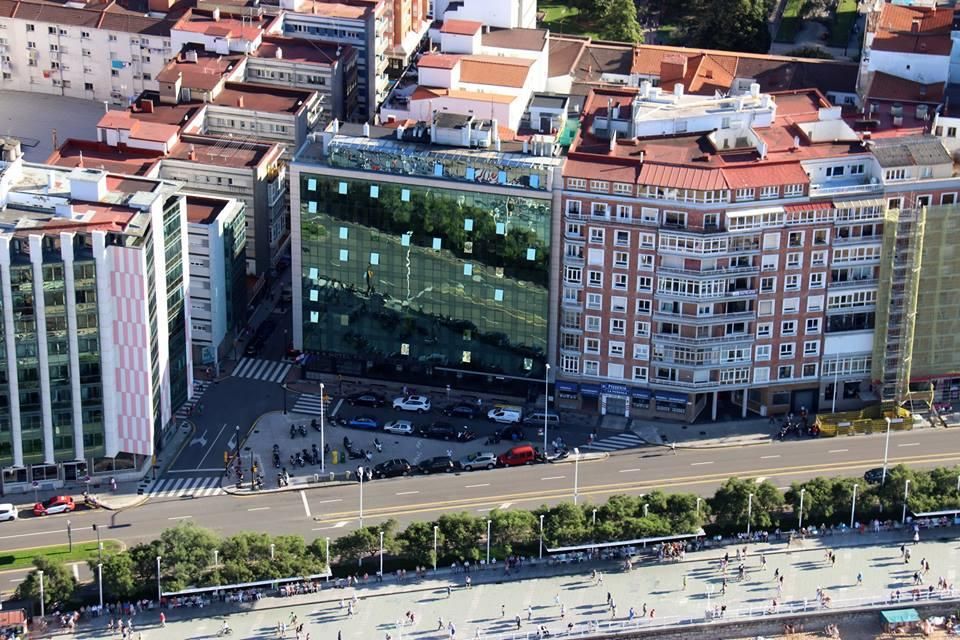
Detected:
left=110, top=246, right=153, bottom=456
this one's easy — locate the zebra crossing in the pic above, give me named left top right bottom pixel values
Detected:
left=145, top=475, right=225, bottom=498
left=291, top=393, right=329, bottom=416
left=581, top=432, right=646, bottom=452
left=175, top=380, right=212, bottom=420
left=231, top=358, right=291, bottom=383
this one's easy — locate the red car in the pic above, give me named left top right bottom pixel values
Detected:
left=33, top=495, right=76, bottom=516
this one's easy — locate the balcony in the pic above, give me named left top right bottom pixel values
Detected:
left=562, top=254, right=584, bottom=266
left=653, top=332, right=755, bottom=346
left=655, top=288, right=758, bottom=301
left=266, top=166, right=286, bottom=206
left=652, top=310, right=756, bottom=325
left=828, top=278, right=879, bottom=290
left=809, top=178, right=882, bottom=197
left=833, top=234, right=882, bottom=245
left=657, top=264, right=759, bottom=278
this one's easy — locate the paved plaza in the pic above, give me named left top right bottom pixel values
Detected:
left=68, top=529, right=960, bottom=639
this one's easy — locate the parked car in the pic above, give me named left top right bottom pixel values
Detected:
left=244, top=336, right=265, bottom=357
left=372, top=459, right=412, bottom=478
left=487, top=408, right=522, bottom=424
left=418, top=422, right=474, bottom=442
left=494, top=425, right=526, bottom=442
left=347, top=415, right=381, bottom=430
left=458, top=451, right=498, bottom=471
left=498, top=444, right=537, bottom=467
left=393, top=395, right=431, bottom=413
left=863, top=468, right=885, bottom=485
left=383, top=420, right=415, bottom=436
left=0, top=504, right=18, bottom=522
left=442, top=403, right=481, bottom=420
left=347, top=391, right=387, bottom=408
left=418, top=456, right=456, bottom=474
left=33, top=495, right=76, bottom=516
left=522, top=411, right=561, bottom=427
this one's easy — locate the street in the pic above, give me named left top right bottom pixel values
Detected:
left=2, top=426, right=959, bottom=594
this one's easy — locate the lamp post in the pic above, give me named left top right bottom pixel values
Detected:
left=97, top=562, right=103, bottom=609
left=213, top=549, right=219, bottom=585
left=881, top=417, right=892, bottom=485
left=543, top=363, right=550, bottom=453
left=486, top=519, right=492, bottom=565
left=38, top=569, right=45, bottom=619
left=643, top=503, right=649, bottom=518
left=902, top=479, right=911, bottom=524
left=696, top=497, right=702, bottom=518
left=850, top=483, right=859, bottom=529
left=234, top=425, right=240, bottom=460
left=592, top=508, right=597, bottom=526
left=798, top=488, right=805, bottom=531
left=358, top=466, right=364, bottom=528
left=66, top=519, right=72, bottom=552
left=831, top=356, right=840, bottom=413
left=573, top=447, right=580, bottom=505
left=156, top=556, right=162, bottom=603
left=433, top=525, right=439, bottom=571
left=270, top=543, right=275, bottom=561
left=746, top=493, right=754, bottom=538
left=538, top=514, right=544, bottom=560
left=320, top=382, right=326, bottom=473
left=325, top=537, right=331, bottom=581
left=379, top=530, right=384, bottom=579
left=92, top=524, right=102, bottom=563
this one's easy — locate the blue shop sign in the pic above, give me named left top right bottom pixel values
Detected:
left=556, top=381, right=579, bottom=393
left=654, top=391, right=688, bottom=403
left=580, top=384, right=601, bottom=397
left=631, top=388, right=651, bottom=399
left=600, top=383, right=629, bottom=396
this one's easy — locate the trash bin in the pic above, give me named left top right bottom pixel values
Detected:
left=331, top=449, right=339, bottom=465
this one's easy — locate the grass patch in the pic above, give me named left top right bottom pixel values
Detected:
left=829, top=0, right=859, bottom=47
left=775, top=0, right=805, bottom=43
left=0, top=540, right=123, bottom=572
left=538, top=1, right=599, bottom=38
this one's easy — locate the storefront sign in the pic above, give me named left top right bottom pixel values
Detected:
left=630, top=388, right=651, bottom=399
left=654, top=391, right=689, bottom=404
left=580, top=384, right=601, bottom=397
left=600, top=383, right=629, bottom=396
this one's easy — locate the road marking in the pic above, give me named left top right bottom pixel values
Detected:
left=898, top=442, right=920, bottom=447
left=498, top=502, right=512, bottom=510
left=761, top=455, right=781, bottom=459
left=690, top=461, right=714, bottom=466
left=166, top=468, right=226, bottom=474
left=8, top=578, right=24, bottom=584
left=313, top=498, right=343, bottom=505
left=72, top=563, right=80, bottom=581
left=247, top=507, right=270, bottom=512
left=395, top=491, right=420, bottom=496
left=168, top=515, right=193, bottom=521
left=0, top=529, right=71, bottom=541
left=465, top=483, right=490, bottom=488
left=189, top=430, right=208, bottom=448
left=829, top=449, right=848, bottom=453
left=197, top=423, right=229, bottom=469
left=311, top=521, right=348, bottom=531
left=754, top=477, right=767, bottom=483
left=618, top=468, right=642, bottom=473
left=777, top=486, right=791, bottom=491
left=300, top=490, right=312, bottom=518
left=540, top=475, right=566, bottom=480
left=331, top=398, right=344, bottom=416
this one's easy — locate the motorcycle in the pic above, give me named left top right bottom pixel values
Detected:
left=298, top=424, right=307, bottom=437
left=311, top=418, right=320, bottom=432
left=83, top=492, right=101, bottom=509
left=289, top=424, right=297, bottom=439
left=374, top=438, right=382, bottom=453
left=312, top=444, right=321, bottom=462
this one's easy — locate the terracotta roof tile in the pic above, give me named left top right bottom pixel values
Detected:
left=867, top=71, right=944, bottom=103
left=876, top=3, right=952, bottom=33
left=418, top=53, right=460, bottom=69
left=638, top=163, right=726, bottom=191
left=440, top=18, right=481, bottom=35
left=722, top=163, right=809, bottom=189
left=481, top=27, right=547, bottom=52
left=459, top=55, right=532, bottom=88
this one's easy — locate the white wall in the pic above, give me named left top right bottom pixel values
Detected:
left=824, top=331, right=874, bottom=356
left=440, top=31, right=480, bottom=54
left=868, top=50, right=950, bottom=84
left=419, top=65, right=458, bottom=88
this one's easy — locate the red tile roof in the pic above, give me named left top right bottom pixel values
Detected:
left=253, top=36, right=353, bottom=65
left=867, top=71, right=944, bottom=103
left=871, top=3, right=953, bottom=55
left=638, top=163, right=726, bottom=191
left=458, top=55, right=532, bottom=88
left=47, top=139, right=161, bottom=175
left=173, top=8, right=264, bottom=41
left=212, top=82, right=314, bottom=114
left=722, top=163, right=809, bottom=189
left=440, top=19, right=482, bottom=35
left=418, top=53, right=460, bottom=69
left=97, top=111, right=180, bottom=143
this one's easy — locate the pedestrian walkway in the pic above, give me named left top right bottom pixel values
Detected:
left=144, top=475, right=225, bottom=498
left=582, top=431, right=645, bottom=452
left=291, top=393, right=329, bottom=416
left=231, top=358, right=291, bottom=383
left=175, top=380, right=211, bottom=419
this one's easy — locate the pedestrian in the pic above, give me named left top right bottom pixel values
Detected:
left=515, top=615, right=521, bottom=630
left=606, top=592, right=612, bottom=606
left=437, top=618, right=444, bottom=631
left=554, top=593, right=561, bottom=606
left=465, top=576, right=472, bottom=589
left=857, top=572, right=863, bottom=586
left=446, top=585, right=452, bottom=598
left=527, top=605, right=533, bottom=621
left=642, top=603, right=647, bottom=617
left=721, top=578, right=727, bottom=595
left=560, top=604, right=566, bottom=619
left=597, top=571, right=603, bottom=585
left=159, top=612, right=165, bottom=628
left=501, top=604, right=505, bottom=617
left=682, top=575, right=687, bottom=591
left=761, top=554, right=767, bottom=570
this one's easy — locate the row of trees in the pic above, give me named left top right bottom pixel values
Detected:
left=16, top=465, right=959, bottom=608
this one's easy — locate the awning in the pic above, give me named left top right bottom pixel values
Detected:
left=655, top=391, right=688, bottom=403
left=580, top=384, right=601, bottom=397
left=881, top=609, right=920, bottom=625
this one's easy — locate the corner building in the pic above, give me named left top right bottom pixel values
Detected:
left=291, top=118, right=562, bottom=396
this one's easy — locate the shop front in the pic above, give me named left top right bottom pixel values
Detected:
left=600, top=383, right=631, bottom=416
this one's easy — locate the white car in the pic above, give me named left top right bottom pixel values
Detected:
left=383, top=420, right=415, bottom=435
left=392, top=395, right=431, bottom=413
left=487, top=408, right=522, bottom=424
left=0, top=503, right=18, bottom=522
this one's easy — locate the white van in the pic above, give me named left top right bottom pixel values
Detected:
left=487, top=407, right=522, bottom=424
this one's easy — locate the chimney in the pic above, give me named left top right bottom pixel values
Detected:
left=673, top=83, right=684, bottom=98
left=606, top=97, right=613, bottom=133
left=275, top=47, right=283, bottom=59
left=396, top=125, right=405, bottom=140
left=639, top=150, right=644, bottom=163
left=237, top=95, right=244, bottom=108
left=212, top=7, right=221, bottom=21
left=911, top=18, right=920, bottom=32
left=188, top=144, right=197, bottom=161
left=522, top=139, right=529, bottom=154
left=185, top=49, right=199, bottom=63
left=141, top=98, right=155, bottom=113
left=609, top=129, right=617, bottom=153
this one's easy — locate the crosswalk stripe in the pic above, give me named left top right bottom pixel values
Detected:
left=148, top=476, right=223, bottom=498
left=582, top=433, right=644, bottom=452
left=292, top=393, right=328, bottom=415
left=232, top=358, right=292, bottom=383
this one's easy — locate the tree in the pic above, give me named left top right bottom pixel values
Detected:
left=155, top=524, right=219, bottom=592
left=332, top=528, right=379, bottom=564
left=691, top=0, right=771, bottom=54
left=710, top=478, right=783, bottom=533
left=784, top=46, right=834, bottom=59
left=398, top=521, right=441, bottom=567
left=436, top=512, right=486, bottom=562
left=539, top=502, right=588, bottom=546
left=489, top=509, right=538, bottom=556
left=89, top=553, right=137, bottom=600
left=16, top=557, right=76, bottom=610
left=597, top=0, right=644, bottom=44
left=786, top=477, right=858, bottom=527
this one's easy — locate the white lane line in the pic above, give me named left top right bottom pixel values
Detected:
left=167, top=468, right=227, bottom=474
left=313, top=498, right=343, bottom=505
left=395, top=491, right=420, bottom=496
left=828, top=449, right=848, bottom=453
left=897, top=442, right=920, bottom=447
left=541, top=475, right=566, bottom=481
left=465, top=483, right=490, bottom=488
left=72, top=563, right=80, bottom=581
left=168, top=515, right=193, bottom=521
left=311, top=521, right=348, bottom=531
left=197, top=422, right=229, bottom=469
left=8, top=578, right=24, bottom=584
left=499, top=502, right=513, bottom=509
left=0, top=529, right=67, bottom=541
left=777, top=486, right=791, bottom=491
left=247, top=507, right=271, bottom=512
left=761, top=455, right=781, bottom=459
left=618, top=468, right=642, bottom=473
left=300, top=490, right=312, bottom=518
left=690, top=461, right=714, bottom=466
left=331, top=398, right=344, bottom=416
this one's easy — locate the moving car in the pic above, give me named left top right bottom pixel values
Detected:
left=523, top=411, right=561, bottom=427
left=498, top=444, right=537, bottom=467
left=372, top=459, right=412, bottom=478
left=487, top=408, right=522, bottom=424
left=442, top=403, right=481, bottom=420
left=347, top=415, right=381, bottom=430
left=347, top=391, right=387, bottom=408
left=418, top=422, right=475, bottom=442
left=383, top=420, right=415, bottom=436
left=863, top=468, right=885, bottom=485
left=418, top=456, right=456, bottom=474
left=458, top=451, right=498, bottom=471
left=0, top=504, right=18, bottom=522
left=393, top=395, right=431, bottom=413
left=494, top=425, right=525, bottom=442
left=33, top=495, right=76, bottom=516
left=244, top=336, right=265, bottom=357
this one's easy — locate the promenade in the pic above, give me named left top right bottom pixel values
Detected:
left=67, top=527, right=960, bottom=639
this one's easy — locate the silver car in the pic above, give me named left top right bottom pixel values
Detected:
left=0, top=503, right=19, bottom=522
left=383, top=420, right=414, bottom=435
left=458, top=451, right=498, bottom=471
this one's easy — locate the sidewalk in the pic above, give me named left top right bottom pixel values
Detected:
left=632, top=417, right=775, bottom=450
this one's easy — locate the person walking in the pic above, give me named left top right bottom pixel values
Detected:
left=527, top=605, right=533, bottom=621
left=159, top=612, right=165, bottom=628
left=515, top=615, right=521, bottom=630
left=857, top=572, right=863, bottom=586
left=500, top=605, right=505, bottom=618
left=682, top=575, right=687, bottom=591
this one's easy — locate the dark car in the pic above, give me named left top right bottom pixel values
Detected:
left=863, top=468, right=885, bottom=485
left=346, top=391, right=387, bottom=408
left=495, top=425, right=525, bottom=442
left=347, top=415, right=381, bottom=430
left=418, top=456, right=456, bottom=474
left=418, top=422, right=474, bottom=441
left=244, top=336, right=265, bottom=357
left=255, top=319, right=277, bottom=340
left=442, top=403, right=481, bottom=420
left=373, top=458, right=412, bottom=478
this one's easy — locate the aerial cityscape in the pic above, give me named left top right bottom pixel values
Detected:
left=0, top=0, right=959, bottom=637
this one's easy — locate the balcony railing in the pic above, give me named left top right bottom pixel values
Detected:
left=657, top=265, right=760, bottom=278
left=652, top=310, right=756, bottom=325
left=809, top=180, right=883, bottom=196
left=653, top=332, right=755, bottom=346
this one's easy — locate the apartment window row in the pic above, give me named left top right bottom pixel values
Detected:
left=827, top=290, right=877, bottom=310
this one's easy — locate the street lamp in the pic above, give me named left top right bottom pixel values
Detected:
left=696, top=497, right=702, bottom=518
left=902, top=479, right=911, bottom=524
left=643, top=503, right=649, bottom=518
left=592, top=508, right=597, bottom=526
left=850, top=483, right=859, bottom=529
left=358, top=466, right=365, bottom=528
left=66, top=519, right=72, bottom=552
left=881, top=417, right=892, bottom=485
left=379, top=530, right=384, bottom=579
left=234, top=425, right=240, bottom=461
left=798, top=488, right=805, bottom=531
left=320, top=382, right=326, bottom=473
left=92, top=524, right=102, bottom=563
left=38, top=569, right=45, bottom=619
left=573, top=447, right=580, bottom=505
left=486, top=519, right=492, bottom=565
left=538, top=514, right=544, bottom=560
left=325, top=537, right=331, bottom=580
left=156, top=556, right=162, bottom=603
left=270, top=543, right=275, bottom=561
left=433, top=525, right=439, bottom=572
left=543, top=363, right=550, bottom=453
left=97, top=562, right=103, bottom=609
left=746, top=493, right=754, bottom=538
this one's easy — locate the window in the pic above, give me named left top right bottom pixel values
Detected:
left=663, top=210, right=686, bottom=227
left=755, top=345, right=771, bottom=361
left=809, top=272, right=825, bottom=288
left=584, top=338, right=600, bottom=355
left=635, top=299, right=651, bottom=315
left=787, top=231, right=804, bottom=248
left=760, top=277, right=776, bottom=293
left=609, top=341, right=625, bottom=358
left=635, top=321, right=650, bottom=337
left=567, top=177, right=586, bottom=191
left=762, top=233, right=780, bottom=250
left=586, top=293, right=602, bottom=309
left=589, top=228, right=604, bottom=244
left=587, top=271, right=603, bottom=287
left=583, top=361, right=599, bottom=376
left=784, top=184, right=803, bottom=197
left=637, top=276, right=653, bottom=292
left=616, top=205, right=632, bottom=222
left=802, top=363, right=818, bottom=378
left=779, top=343, right=795, bottom=358
left=638, top=254, right=654, bottom=270
left=611, top=297, right=627, bottom=313
left=613, top=182, right=633, bottom=195
left=754, top=367, right=770, bottom=383
left=757, top=322, right=772, bottom=338
left=560, top=355, right=579, bottom=374
left=590, top=180, right=609, bottom=192
left=607, top=363, right=625, bottom=379
left=640, top=207, right=658, bottom=224
left=632, top=366, right=648, bottom=382
left=826, top=165, right=844, bottom=177
left=585, top=316, right=601, bottom=332
left=941, top=193, right=956, bottom=205
left=613, top=251, right=629, bottom=268
left=614, top=230, right=630, bottom=247
left=610, top=318, right=626, bottom=335
left=811, top=250, right=827, bottom=267
left=26, top=24, right=35, bottom=31
left=778, top=365, right=793, bottom=380
left=760, top=185, right=779, bottom=199
left=806, top=296, right=824, bottom=312
left=612, top=273, right=628, bottom=290
left=566, top=200, right=582, bottom=215
left=781, top=320, right=797, bottom=336
left=784, top=274, right=800, bottom=291
left=850, top=164, right=865, bottom=175
left=758, top=300, right=775, bottom=316
left=704, top=213, right=719, bottom=229
left=587, top=248, right=604, bottom=265
left=736, top=187, right=755, bottom=200
left=803, top=340, right=820, bottom=356
left=885, top=169, right=906, bottom=181
left=563, top=266, right=581, bottom=284
left=566, top=222, right=583, bottom=237
left=591, top=202, right=608, bottom=218
left=639, top=233, right=655, bottom=248
left=782, top=297, right=800, bottom=314
left=761, top=254, right=779, bottom=271
left=813, top=229, right=829, bottom=245
left=786, top=252, right=802, bottom=269
left=633, top=343, right=649, bottom=360
left=805, top=318, right=821, bottom=334
left=108, top=34, right=117, bottom=41
left=142, top=73, right=151, bottom=81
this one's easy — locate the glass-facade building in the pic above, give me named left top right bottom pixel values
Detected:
left=292, top=126, right=561, bottom=395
